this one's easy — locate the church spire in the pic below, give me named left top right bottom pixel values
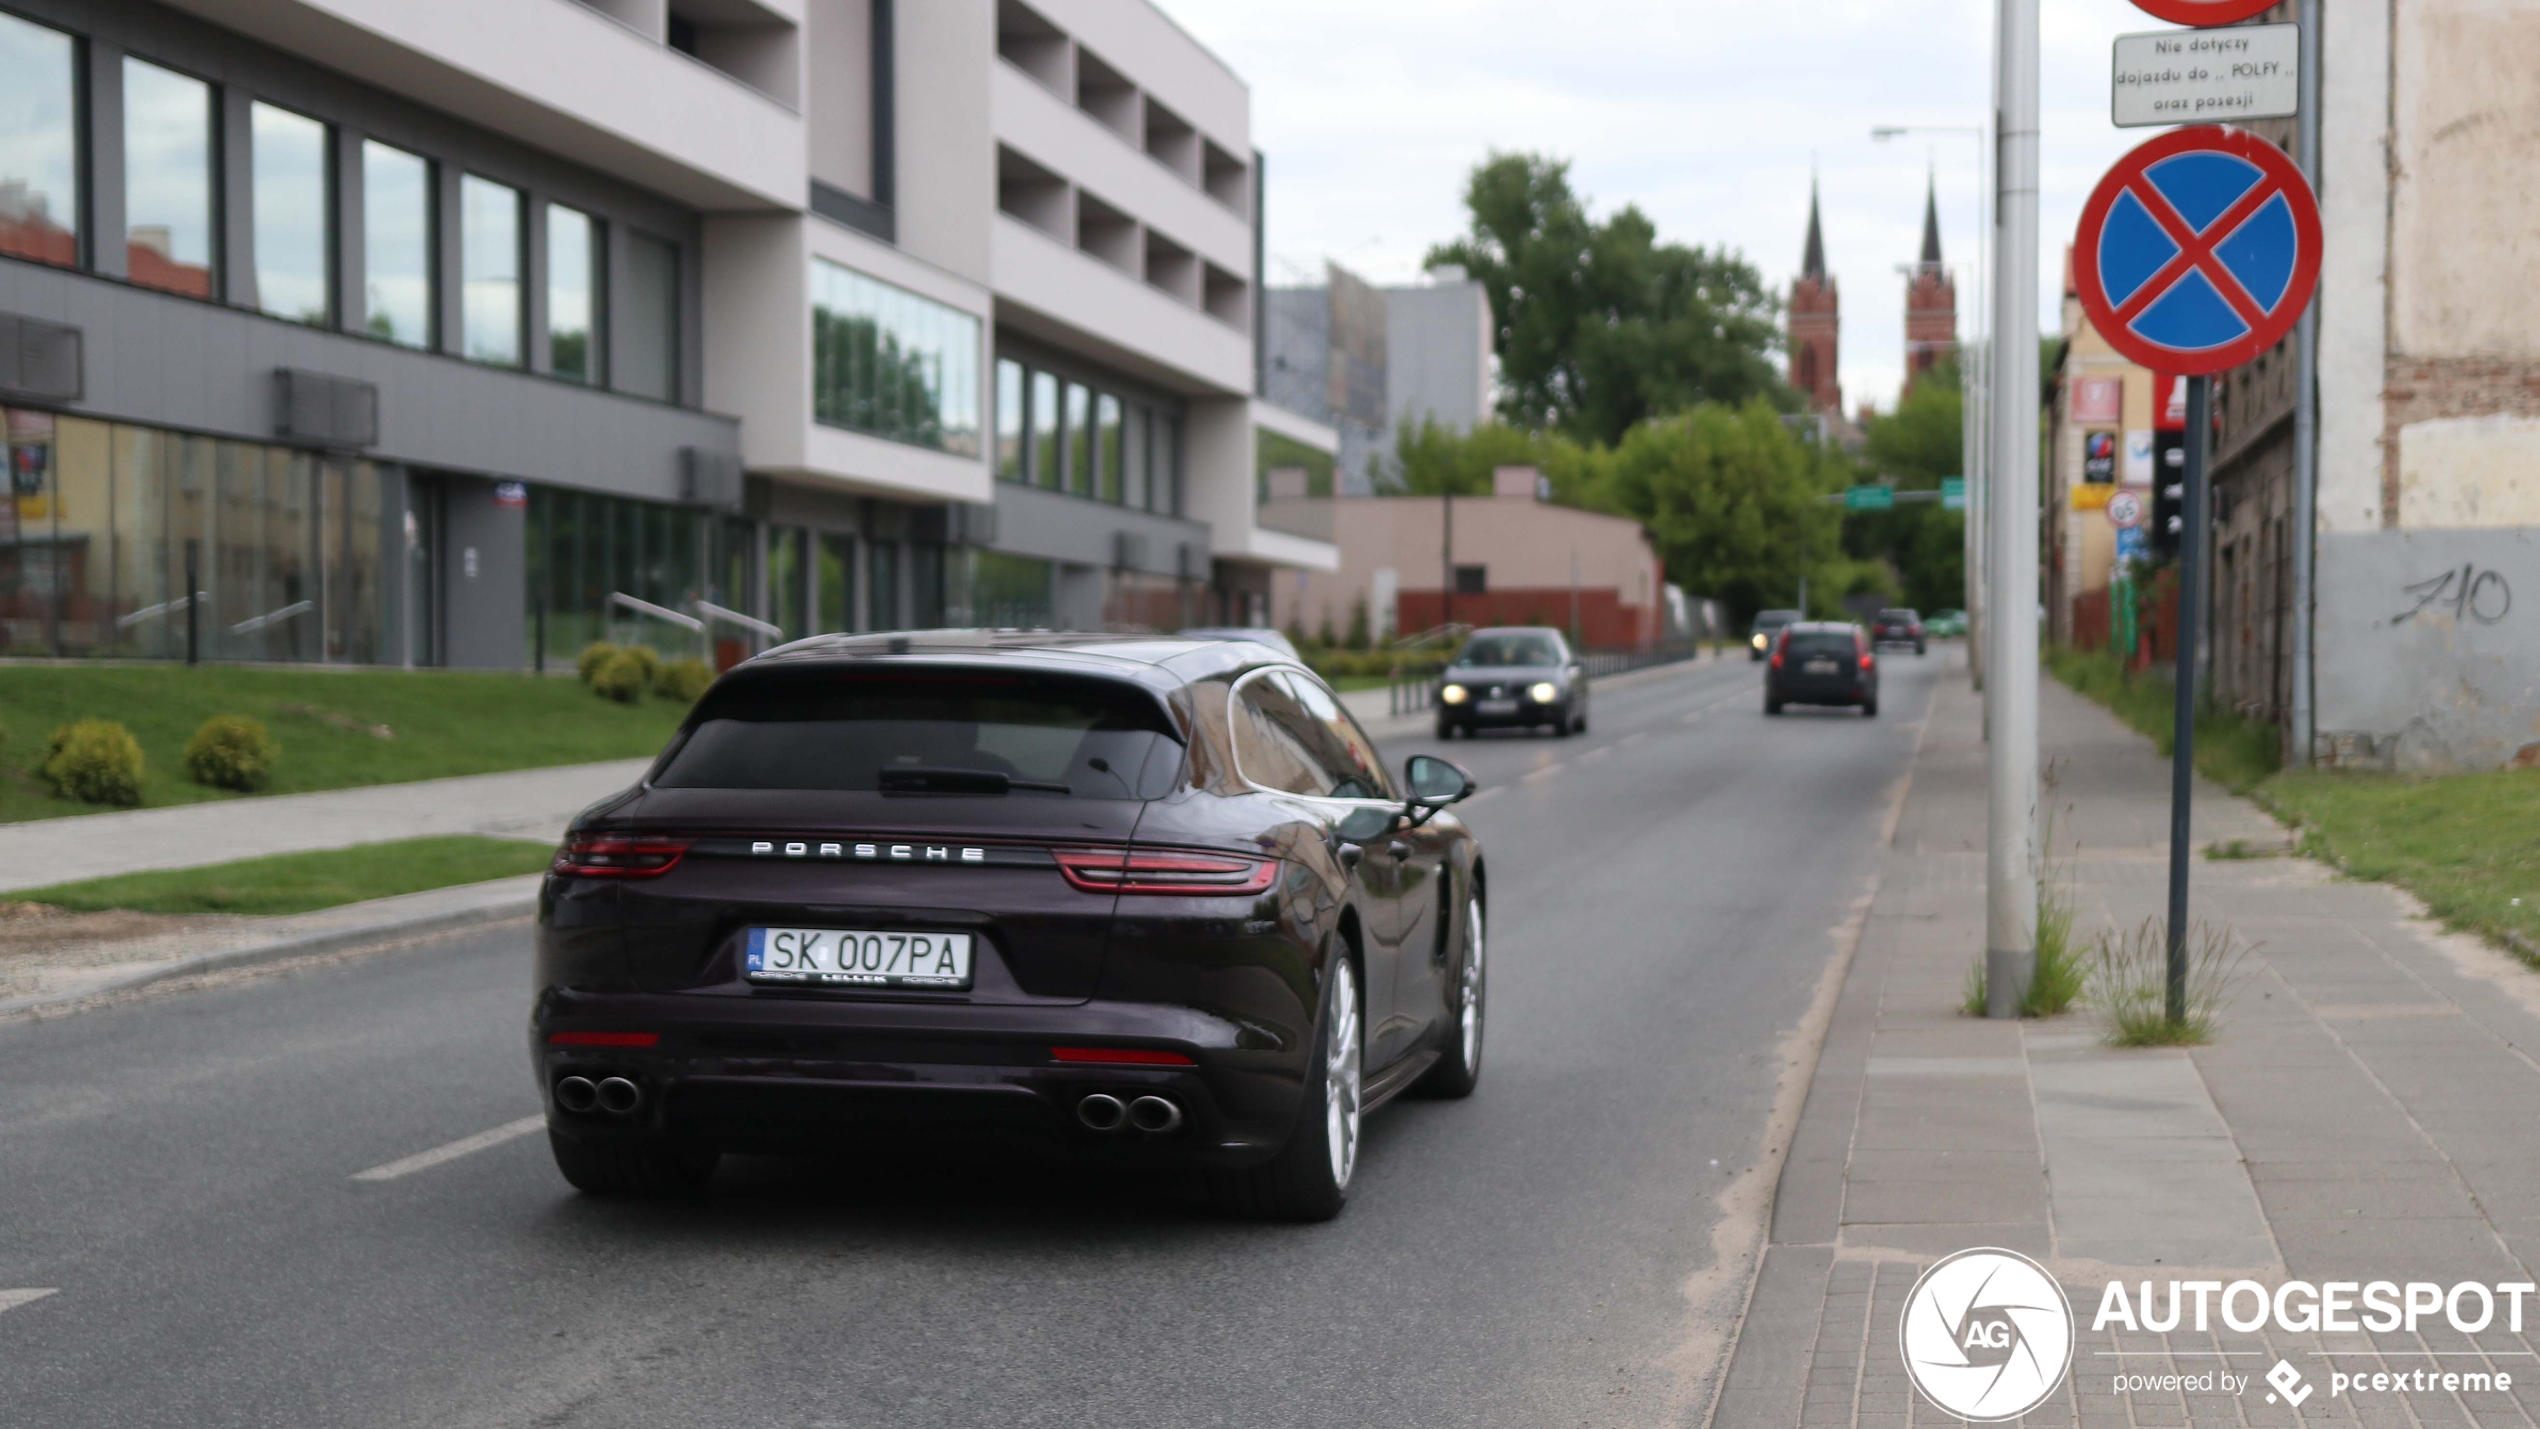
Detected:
left=1801, top=178, right=1827, bottom=281
left=1918, top=171, right=1943, bottom=267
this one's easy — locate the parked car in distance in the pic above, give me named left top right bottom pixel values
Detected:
left=1178, top=627, right=1301, bottom=662
left=1871, top=608, right=1927, bottom=656
left=533, top=632, right=1489, bottom=1223
left=1749, top=609, right=1803, bottom=661
left=1435, top=627, right=1589, bottom=739
left=1925, top=609, right=1967, bottom=639
left=1764, top=622, right=1879, bottom=717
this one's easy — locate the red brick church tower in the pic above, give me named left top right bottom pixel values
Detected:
left=1903, top=174, right=1957, bottom=395
left=1788, top=182, right=1841, bottom=415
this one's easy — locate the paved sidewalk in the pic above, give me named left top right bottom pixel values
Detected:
left=0, top=759, right=649, bottom=893
left=1715, top=661, right=2540, bottom=1427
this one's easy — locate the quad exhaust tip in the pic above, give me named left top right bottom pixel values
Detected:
left=554, top=1075, right=599, bottom=1114
left=1076, top=1093, right=1126, bottom=1132
left=595, top=1076, right=643, bottom=1115
left=1127, top=1095, right=1183, bottom=1135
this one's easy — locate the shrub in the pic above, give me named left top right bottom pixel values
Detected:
left=40, top=719, right=146, bottom=807
left=575, top=641, right=621, bottom=685
left=590, top=650, right=651, bottom=704
left=183, top=715, right=280, bottom=792
left=654, top=657, right=715, bottom=703
left=619, top=644, right=662, bottom=687
left=2092, top=916, right=2252, bottom=1047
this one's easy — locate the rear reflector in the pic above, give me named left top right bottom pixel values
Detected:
left=553, top=835, right=692, bottom=878
left=547, top=1031, right=661, bottom=1047
left=1052, top=847, right=1279, bottom=897
left=1051, top=1046, right=1197, bottom=1067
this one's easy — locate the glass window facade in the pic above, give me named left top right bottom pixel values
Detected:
left=0, top=12, right=80, bottom=268
left=995, top=356, right=1181, bottom=511
left=460, top=175, right=523, bottom=366
left=123, top=58, right=215, bottom=299
left=548, top=204, right=599, bottom=383
left=866, top=538, right=900, bottom=632
left=0, top=408, right=384, bottom=661
left=810, top=258, right=981, bottom=456
left=817, top=533, right=856, bottom=632
left=995, top=359, right=1025, bottom=481
left=525, top=485, right=758, bottom=662
left=251, top=103, right=330, bottom=325
left=1030, top=371, right=1060, bottom=490
left=362, top=140, right=433, bottom=347
left=620, top=231, right=679, bottom=402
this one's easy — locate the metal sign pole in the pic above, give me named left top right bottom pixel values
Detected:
left=2165, top=372, right=2212, bottom=1024
left=1985, top=0, right=2042, bottom=1018
left=2288, top=0, right=2322, bottom=767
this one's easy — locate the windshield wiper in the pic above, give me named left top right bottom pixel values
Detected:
left=877, top=766, right=1073, bottom=796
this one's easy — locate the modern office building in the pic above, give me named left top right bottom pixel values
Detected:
left=0, top=0, right=1334, bottom=669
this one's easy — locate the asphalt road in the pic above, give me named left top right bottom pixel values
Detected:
left=0, top=649, right=1944, bottom=1428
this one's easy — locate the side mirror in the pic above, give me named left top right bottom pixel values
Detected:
left=1404, top=754, right=1476, bottom=806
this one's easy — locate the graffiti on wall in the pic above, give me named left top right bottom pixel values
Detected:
left=2393, top=563, right=2511, bottom=626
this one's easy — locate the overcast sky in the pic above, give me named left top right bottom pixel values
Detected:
left=1169, top=0, right=2153, bottom=416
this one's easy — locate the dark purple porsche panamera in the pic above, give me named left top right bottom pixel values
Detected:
left=533, top=632, right=1487, bottom=1221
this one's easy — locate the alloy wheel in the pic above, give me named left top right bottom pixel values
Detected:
left=1459, top=897, right=1486, bottom=1072
left=1326, top=959, right=1362, bottom=1189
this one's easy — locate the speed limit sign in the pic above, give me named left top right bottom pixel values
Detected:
left=2107, top=489, right=2146, bottom=529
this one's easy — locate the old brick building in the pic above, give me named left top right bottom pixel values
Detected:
left=1788, top=184, right=1841, bottom=415
left=1902, top=177, right=1956, bottom=395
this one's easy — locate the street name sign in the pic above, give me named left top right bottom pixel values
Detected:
left=2072, top=126, right=2321, bottom=375
left=1844, top=485, right=1894, bottom=512
left=1941, top=476, right=1966, bottom=511
left=2125, top=0, right=2277, bottom=25
left=2113, top=24, right=2298, bottom=127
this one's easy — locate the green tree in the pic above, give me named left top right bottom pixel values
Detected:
left=1384, top=418, right=1597, bottom=498
left=1426, top=153, right=1786, bottom=447
left=1848, top=364, right=1966, bottom=614
left=1594, top=402, right=1856, bottom=627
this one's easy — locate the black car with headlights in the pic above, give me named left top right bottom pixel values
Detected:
left=1433, top=626, right=1589, bottom=739
left=1764, top=621, right=1879, bottom=716
left=533, top=632, right=1488, bottom=1223
left=1749, top=608, right=1802, bottom=661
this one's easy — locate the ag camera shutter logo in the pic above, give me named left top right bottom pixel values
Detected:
left=1900, top=1248, right=2076, bottom=1421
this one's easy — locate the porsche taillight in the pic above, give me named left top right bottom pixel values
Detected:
left=553, top=835, right=692, bottom=878
left=1053, top=848, right=1280, bottom=896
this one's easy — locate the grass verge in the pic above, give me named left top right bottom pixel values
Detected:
left=0, top=665, right=685, bottom=822
left=2267, top=768, right=2540, bottom=959
left=6, top=835, right=555, bottom=916
left=2043, top=644, right=2280, bottom=793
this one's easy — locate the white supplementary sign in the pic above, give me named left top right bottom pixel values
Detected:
left=2112, top=23, right=2299, bottom=127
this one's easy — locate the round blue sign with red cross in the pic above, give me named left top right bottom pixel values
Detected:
left=2073, top=126, right=2321, bottom=376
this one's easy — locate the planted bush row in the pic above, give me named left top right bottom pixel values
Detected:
left=577, top=643, right=715, bottom=706
left=33, top=714, right=280, bottom=807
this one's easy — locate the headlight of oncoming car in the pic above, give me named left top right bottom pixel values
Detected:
left=1440, top=683, right=1469, bottom=704
left=1529, top=681, right=1559, bottom=703
left=1752, top=632, right=1768, bottom=649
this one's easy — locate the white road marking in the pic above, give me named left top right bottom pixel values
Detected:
left=1621, top=732, right=1648, bottom=747
left=1582, top=746, right=1612, bottom=761
left=351, top=1114, right=546, bottom=1182
left=1521, top=763, right=1565, bottom=784
left=0, top=1289, right=58, bottom=1314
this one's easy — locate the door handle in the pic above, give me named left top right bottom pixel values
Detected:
left=1336, top=843, right=1364, bottom=873
left=1386, top=841, right=1411, bottom=858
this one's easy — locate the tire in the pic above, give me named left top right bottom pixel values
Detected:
left=1552, top=714, right=1573, bottom=738
left=1412, top=893, right=1485, bottom=1099
left=1211, top=954, right=1362, bottom=1222
left=1573, top=709, right=1588, bottom=734
left=1862, top=696, right=1879, bottom=718
left=547, top=1129, right=719, bottom=1197
left=1435, top=718, right=1454, bottom=741
left=1765, top=694, right=1784, bottom=715
left=1916, top=642, right=1927, bottom=657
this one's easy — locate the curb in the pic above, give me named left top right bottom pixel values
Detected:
left=0, top=879, right=540, bottom=1019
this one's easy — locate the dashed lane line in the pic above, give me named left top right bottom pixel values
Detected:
left=350, top=1114, right=546, bottom=1182
left=0, top=1289, right=58, bottom=1315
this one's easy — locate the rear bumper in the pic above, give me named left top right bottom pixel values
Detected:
left=1768, top=677, right=1874, bottom=706
left=532, top=991, right=1305, bottom=1167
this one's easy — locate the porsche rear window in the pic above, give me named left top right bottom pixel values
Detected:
left=654, top=671, right=1183, bottom=799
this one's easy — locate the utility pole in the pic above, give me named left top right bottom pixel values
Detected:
left=1984, top=0, right=2041, bottom=1019
left=2287, top=0, right=2321, bottom=767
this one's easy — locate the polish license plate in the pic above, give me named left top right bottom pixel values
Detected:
left=1476, top=698, right=1520, bottom=714
left=1804, top=659, right=1840, bottom=675
left=746, top=927, right=974, bottom=989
